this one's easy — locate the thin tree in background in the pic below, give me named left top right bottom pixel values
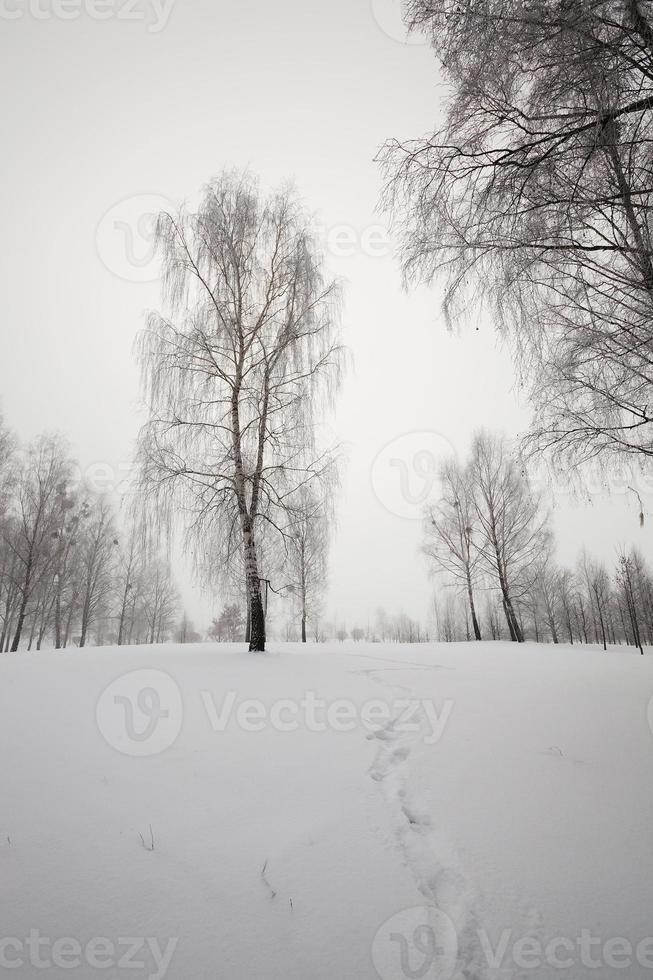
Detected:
left=208, top=603, right=246, bottom=642
left=558, top=569, right=578, bottom=645
left=7, top=435, right=72, bottom=652
left=114, top=517, right=145, bottom=647
left=424, top=458, right=483, bottom=640
left=532, top=550, right=562, bottom=645
left=142, top=558, right=179, bottom=645
left=469, top=432, right=548, bottom=642
left=137, top=171, right=342, bottom=652
left=630, top=548, right=653, bottom=642
left=174, top=612, right=200, bottom=644
left=286, top=486, right=331, bottom=643
left=0, top=414, right=18, bottom=650
left=617, top=550, right=645, bottom=654
left=77, top=496, right=116, bottom=648
left=49, top=487, right=83, bottom=649
left=579, top=551, right=611, bottom=651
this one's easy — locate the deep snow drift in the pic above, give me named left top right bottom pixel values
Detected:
left=1, top=640, right=653, bottom=979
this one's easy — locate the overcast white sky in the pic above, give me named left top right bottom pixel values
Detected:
left=1, top=0, right=650, bottom=629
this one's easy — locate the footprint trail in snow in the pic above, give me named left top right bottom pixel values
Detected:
left=363, top=667, right=490, bottom=980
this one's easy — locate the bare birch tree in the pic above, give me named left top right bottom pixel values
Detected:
left=142, top=558, right=179, bottom=645
left=538, top=555, right=563, bottom=645
left=616, top=548, right=646, bottom=653
left=49, top=487, right=83, bottom=649
left=6, top=435, right=73, bottom=651
left=0, top=414, right=18, bottom=650
left=424, top=458, right=483, bottom=639
left=114, top=516, right=146, bottom=647
left=469, top=432, right=548, bottom=642
left=77, top=496, right=116, bottom=647
left=285, top=486, right=330, bottom=643
left=137, top=171, right=342, bottom=651
left=557, top=568, right=578, bottom=645
left=579, top=551, right=611, bottom=650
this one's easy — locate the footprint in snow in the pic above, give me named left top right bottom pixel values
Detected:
left=540, top=746, right=587, bottom=766
left=366, top=727, right=396, bottom=742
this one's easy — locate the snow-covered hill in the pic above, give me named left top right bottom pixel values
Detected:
left=1, top=641, right=652, bottom=979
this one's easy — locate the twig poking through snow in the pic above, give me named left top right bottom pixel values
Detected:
left=139, top=824, right=155, bottom=851
left=260, top=861, right=276, bottom=899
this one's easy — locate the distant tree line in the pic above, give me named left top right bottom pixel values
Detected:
left=426, top=432, right=652, bottom=652
left=289, top=611, right=427, bottom=645
left=0, top=419, right=180, bottom=651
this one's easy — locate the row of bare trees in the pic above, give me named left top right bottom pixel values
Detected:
left=432, top=545, right=653, bottom=653
left=366, top=608, right=426, bottom=644
left=425, top=432, right=548, bottom=643
left=0, top=422, right=180, bottom=651
left=426, top=432, right=651, bottom=651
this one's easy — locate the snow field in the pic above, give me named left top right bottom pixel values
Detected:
left=1, top=641, right=652, bottom=979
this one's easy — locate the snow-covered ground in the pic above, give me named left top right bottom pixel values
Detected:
left=1, top=641, right=653, bottom=979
